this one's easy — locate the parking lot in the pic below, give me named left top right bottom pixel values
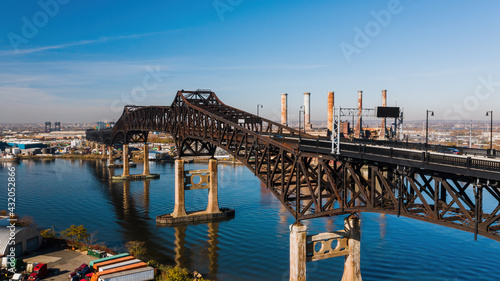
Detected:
left=23, top=248, right=96, bottom=281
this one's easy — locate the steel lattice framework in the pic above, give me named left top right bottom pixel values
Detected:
left=87, top=90, right=500, bottom=241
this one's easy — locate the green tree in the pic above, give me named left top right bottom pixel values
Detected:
left=40, top=228, right=57, bottom=238
left=60, top=225, right=90, bottom=243
left=124, top=240, right=147, bottom=259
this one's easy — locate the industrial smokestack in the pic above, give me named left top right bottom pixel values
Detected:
left=281, top=93, right=288, bottom=126
left=304, top=92, right=311, bottom=129
left=380, top=90, right=387, bottom=139
left=355, top=91, right=363, bottom=138
left=327, top=92, right=334, bottom=133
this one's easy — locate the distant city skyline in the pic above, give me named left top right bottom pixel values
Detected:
left=1, top=1, right=500, bottom=123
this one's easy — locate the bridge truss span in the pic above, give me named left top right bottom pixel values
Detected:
left=86, top=90, right=500, bottom=241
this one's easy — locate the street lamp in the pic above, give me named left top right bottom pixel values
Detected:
left=425, top=110, right=434, bottom=151
left=486, top=111, right=493, bottom=151
left=257, top=104, right=263, bottom=117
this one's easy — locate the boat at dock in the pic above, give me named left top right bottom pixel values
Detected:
left=0, top=154, right=20, bottom=162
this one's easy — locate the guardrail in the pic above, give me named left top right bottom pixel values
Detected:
left=299, top=139, right=500, bottom=173
left=344, top=138, right=496, bottom=157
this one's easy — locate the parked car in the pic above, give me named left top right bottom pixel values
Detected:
left=76, top=266, right=92, bottom=278
left=28, top=263, right=47, bottom=281
left=69, top=264, right=87, bottom=279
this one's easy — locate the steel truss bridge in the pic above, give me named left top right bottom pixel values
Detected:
left=87, top=90, right=500, bottom=241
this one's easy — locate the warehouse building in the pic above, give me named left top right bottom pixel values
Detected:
left=0, top=217, right=42, bottom=257
left=7, top=141, right=46, bottom=150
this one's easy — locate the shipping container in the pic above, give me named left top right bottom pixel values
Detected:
left=98, top=259, right=140, bottom=272
left=89, top=253, right=129, bottom=267
left=90, top=262, right=147, bottom=281
left=93, top=256, right=135, bottom=271
left=98, top=266, right=154, bottom=281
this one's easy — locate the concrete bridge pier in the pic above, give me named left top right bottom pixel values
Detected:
left=111, top=143, right=159, bottom=181
left=172, top=159, right=187, bottom=217
left=122, top=144, right=130, bottom=177
left=341, top=215, right=362, bottom=281
left=156, top=158, right=234, bottom=225
left=289, top=222, right=307, bottom=281
left=108, top=146, right=114, bottom=165
left=206, top=159, right=220, bottom=214
left=101, top=144, right=106, bottom=159
left=289, top=215, right=362, bottom=281
left=143, top=144, right=150, bottom=176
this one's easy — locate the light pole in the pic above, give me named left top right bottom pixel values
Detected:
left=426, top=110, right=434, bottom=152
left=486, top=111, right=493, bottom=151
left=256, top=104, right=263, bottom=117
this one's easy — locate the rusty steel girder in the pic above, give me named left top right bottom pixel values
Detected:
left=86, top=90, right=500, bottom=241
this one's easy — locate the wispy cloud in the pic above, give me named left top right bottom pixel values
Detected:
left=0, top=30, right=177, bottom=56
left=192, top=64, right=331, bottom=71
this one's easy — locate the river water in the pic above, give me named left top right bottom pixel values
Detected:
left=0, top=159, right=499, bottom=281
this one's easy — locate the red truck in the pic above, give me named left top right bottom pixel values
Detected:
left=28, top=263, right=47, bottom=281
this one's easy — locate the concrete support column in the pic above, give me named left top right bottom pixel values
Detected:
left=122, top=144, right=130, bottom=177
left=327, top=91, right=334, bottom=133
left=172, top=159, right=187, bottom=217
left=143, top=144, right=150, bottom=176
left=206, top=159, right=221, bottom=214
left=101, top=144, right=106, bottom=158
left=289, top=222, right=307, bottom=281
left=341, top=215, right=362, bottom=281
left=281, top=93, right=288, bottom=126
left=108, top=147, right=114, bottom=165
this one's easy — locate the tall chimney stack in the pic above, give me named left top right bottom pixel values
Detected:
left=304, top=92, right=311, bottom=129
left=281, top=93, right=288, bottom=126
left=380, top=90, right=387, bottom=139
left=355, top=91, right=363, bottom=138
left=327, top=92, right=334, bottom=133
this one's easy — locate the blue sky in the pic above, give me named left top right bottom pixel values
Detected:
left=1, top=0, right=500, bottom=124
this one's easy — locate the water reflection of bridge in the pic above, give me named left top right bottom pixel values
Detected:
left=89, top=159, right=222, bottom=278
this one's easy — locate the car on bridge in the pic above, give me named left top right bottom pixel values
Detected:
left=438, top=148, right=462, bottom=155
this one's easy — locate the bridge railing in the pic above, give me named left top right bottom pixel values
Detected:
left=345, top=138, right=496, bottom=157
left=299, top=139, right=500, bottom=173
